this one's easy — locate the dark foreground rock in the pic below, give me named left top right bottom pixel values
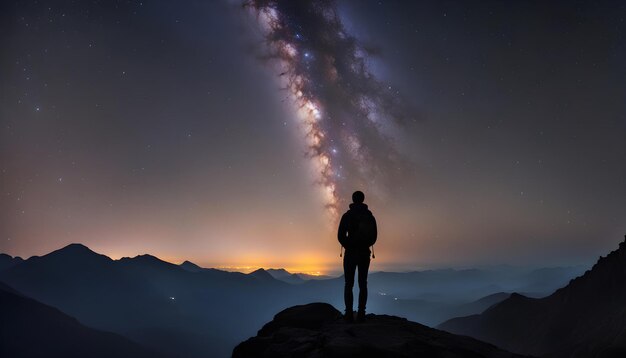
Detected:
left=233, top=303, right=530, bottom=358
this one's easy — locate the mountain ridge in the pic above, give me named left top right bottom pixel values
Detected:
left=0, top=243, right=292, bottom=358
left=0, top=243, right=593, bottom=357
left=439, top=235, right=626, bottom=357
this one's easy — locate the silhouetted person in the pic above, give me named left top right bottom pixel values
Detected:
left=338, top=190, right=377, bottom=322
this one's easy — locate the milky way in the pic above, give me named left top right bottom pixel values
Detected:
left=244, top=0, right=414, bottom=220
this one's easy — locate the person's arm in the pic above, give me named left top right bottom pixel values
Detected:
left=338, top=214, right=349, bottom=247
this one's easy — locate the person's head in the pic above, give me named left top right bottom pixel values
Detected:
left=352, top=191, right=365, bottom=204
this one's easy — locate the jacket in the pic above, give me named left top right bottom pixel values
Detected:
left=337, top=203, right=377, bottom=253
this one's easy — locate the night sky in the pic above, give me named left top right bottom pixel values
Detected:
left=2, top=0, right=625, bottom=274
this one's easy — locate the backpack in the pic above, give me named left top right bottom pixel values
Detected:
left=355, top=213, right=377, bottom=247
left=339, top=210, right=377, bottom=258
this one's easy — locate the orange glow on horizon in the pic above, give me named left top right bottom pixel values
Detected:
left=216, top=266, right=328, bottom=276
left=102, top=249, right=337, bottom=276
left=213, top=253, right=336, bottom=275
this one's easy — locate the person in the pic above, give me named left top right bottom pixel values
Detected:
left=338, top=190, right=377, bottom=323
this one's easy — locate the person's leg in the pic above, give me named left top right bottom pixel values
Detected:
left=357, top=253, right=371, bottom=320
left=343, top=253, right=357, bottom=318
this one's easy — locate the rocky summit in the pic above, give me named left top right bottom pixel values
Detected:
left=233, top=302, right=528, bottom=358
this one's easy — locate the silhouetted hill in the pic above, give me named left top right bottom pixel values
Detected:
left=295, top=272, right=333, bottom=281
left=0, top=253, right=23, bottom=271
left=0, top=245, right=290, bottom=358
left=248, top=268, right=278, bottom=282
left=264, top=268, right=333, bottom=283
left=439, top=235, right=626, bottom=357
left=453, top=292, right=511, bottom=315
left=266, top=268, right=305, bottom=284
left=0, top=282, right=156, bottom=358
left=45, top=243, right=112, bottom=266
left=366, top=291, right=512, bottom=328
left=233, top=303, right=530, bottom=358
left=118, top=253, right=182, bottom=271
left=179, top=260, right=204, bottom=272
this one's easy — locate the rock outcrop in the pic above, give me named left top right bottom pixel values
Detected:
left=233, top=302, right=529, bottom=357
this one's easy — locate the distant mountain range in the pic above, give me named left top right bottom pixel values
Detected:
left=440, top=236, right=626, bottom=357
left=0, top=244, right=291, bottom=358
left=0, top=241, right=599, bottom=357
left=265, top=268, right=306, bottom=284
left=0, top=281, right=156, bottom=358
left=265, top=268, right=332, bottom=284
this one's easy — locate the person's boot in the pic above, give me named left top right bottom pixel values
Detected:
left=344, top=310, right=354, bottom=323
left=356, top=310, right=366, bottom=323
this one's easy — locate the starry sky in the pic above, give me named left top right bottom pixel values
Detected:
left=1, top=0, right=625, bottom=274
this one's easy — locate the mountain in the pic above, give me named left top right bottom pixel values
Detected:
left=232, top=303, right=529, bottom=357
left=450, top=292, right=511, bottom=317
left=0, top=282, right=156, bottom=358
left=0, top=243, right=591, bottom=357
left=371, top=291, right=512, bottom=327
left=439, top=235, right=626, bottom=357
left=0, top=243, right=292, bottom=358
left=518, top=266, right=588, bottom=295
left=248, top=268, right=277, bottom=282
left=179, top=260, right=205, bottom=272
left=0, top=253, right=23, bottom=271
left=295, top=272, right=333, bottom=281
left=266, top=268, right=305, bottom=284
left=265, top=268, right=333, bottom=284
